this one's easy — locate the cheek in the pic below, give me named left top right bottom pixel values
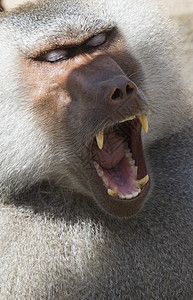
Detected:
left=19, top=53, right=102, bottom=125
left=19, top=59, right=72, bottom=122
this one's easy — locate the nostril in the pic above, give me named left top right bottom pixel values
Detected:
left=111, top=88, right=123, bottom=100
left=126, top=84, right=134, bottom=96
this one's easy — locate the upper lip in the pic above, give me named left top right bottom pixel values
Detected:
left=95, top=114, right=148, bottom=150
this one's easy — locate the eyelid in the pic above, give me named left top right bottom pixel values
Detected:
left=86, top=32, right=107, bottom=48
left=37, top=48, right=69, bottom=62
left=35, top=31, right=109, bottom=63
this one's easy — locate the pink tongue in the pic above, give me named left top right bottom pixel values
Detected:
left=92, top=132, right=125, bottom=169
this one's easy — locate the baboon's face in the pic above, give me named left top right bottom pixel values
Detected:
left=15, top=5, right=150, bottom=217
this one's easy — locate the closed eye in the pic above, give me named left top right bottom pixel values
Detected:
left=35, top=31, right=108, bottom=63
left=85, top=32, right=107, bottom=48
left=37, top=48, right=70, bottom=63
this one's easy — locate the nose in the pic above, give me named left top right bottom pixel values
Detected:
left=97, top=75, right=138, bottom=105
left=110, top=76, right=137, bottom=101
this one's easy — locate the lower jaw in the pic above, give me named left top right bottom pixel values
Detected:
left=88, top=146, right=151, bottom=218
left=93, top=177, right=150, bottom=218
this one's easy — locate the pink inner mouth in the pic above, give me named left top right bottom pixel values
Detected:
left=92, top=130, right=139, bottom=197
left=103, top=156, right=138, bottom=195
left=92, top=132, right=125, bottom=169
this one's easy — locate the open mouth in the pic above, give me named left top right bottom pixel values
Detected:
left=91, top=114, right=150, bottom=202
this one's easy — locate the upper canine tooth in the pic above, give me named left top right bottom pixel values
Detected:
left=96, top=130, right=104, bottom=150
left=133, top=175, right=149, bottom=188
left=139, top=114, right=148, bottom=133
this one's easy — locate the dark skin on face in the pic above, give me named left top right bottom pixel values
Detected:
left=21, top=28, right=150, bottom=218
left=0, top=1, right=4, bottom=12
left=65, top=55, right=150, bottom=217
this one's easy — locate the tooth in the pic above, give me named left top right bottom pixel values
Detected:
left=118, top=194, right=126, bottom=199
left=98, top=169, right=104, bottom=177
left=119, top=116, right=136, bottom=123
left=94, top=161, right=99, bottom=169
left=94, top=163, right=100, bottom=171
left=125, top=194, right=133, bottom=199
left=126, top=151, right=132, bottom=159
left=129, top=159, right=135, bottom=166
left=131, top=166, right=138, bottom=175
left=132, top=190, right=140, bottom=197
left=102, top=176, right=109, bottom=187
left=139, top=114, right=148, bottom=133
left=108, top=187, right=117, bottom=197
left=134, top=175, right=149, bottom=188
left=136, top=187, right=141, bottom=193
left=96, top=130, right=104, bottom=150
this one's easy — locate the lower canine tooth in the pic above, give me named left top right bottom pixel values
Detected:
left=96, top=130, right=104, bottom=150
left=138, top=114, right=148, bottom=133
left=134, top=175, right=149, bottom=188
left=108, top=188, right=117, bottom=197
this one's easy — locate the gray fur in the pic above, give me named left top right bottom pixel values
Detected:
left=0, top=0, right=193, bottom=299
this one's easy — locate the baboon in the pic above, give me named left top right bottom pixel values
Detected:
left=0, top=0, right=192, bottom=299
